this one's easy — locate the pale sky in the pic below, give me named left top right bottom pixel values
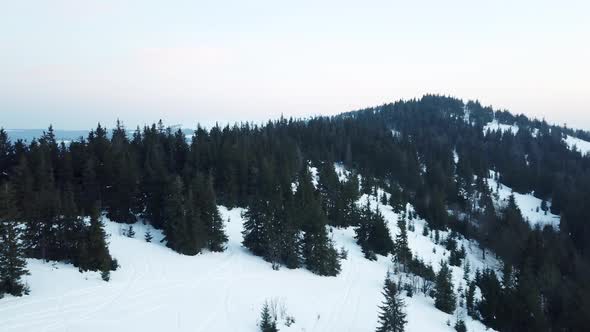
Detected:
left=1, top=0, right=589, bottom=130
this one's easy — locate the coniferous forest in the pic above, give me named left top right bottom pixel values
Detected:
left=2, top=95, right=590, bottom=331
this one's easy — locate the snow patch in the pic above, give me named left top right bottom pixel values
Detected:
left=483, top=120, right=519, bottom=135
left=487, top=171, right=560, bottom=228
left=564, top=135, right=590, bottom=156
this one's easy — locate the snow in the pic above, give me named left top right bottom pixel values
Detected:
left=483, top=120, right=519, bottom=135
left=309, top=165, right=319, bottom=188
left=487, top=171, right=560, bottom=228
left=334, top=162, right=356, bottom=183
left=1, top=176, right=497, bottom=332
left=564, top=135, right=590, bottom=156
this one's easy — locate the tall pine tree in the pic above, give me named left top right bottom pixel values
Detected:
left=376, top=274, right=407, bottom=332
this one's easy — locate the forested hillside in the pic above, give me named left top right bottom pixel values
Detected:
left=1, top=95, right=590, bottom=331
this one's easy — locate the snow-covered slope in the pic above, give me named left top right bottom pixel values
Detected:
left=564, top=135, right=590, bottom=156
left=487, top=171, right=560, bottom=229
left=0, top=203, right=496, bottom=331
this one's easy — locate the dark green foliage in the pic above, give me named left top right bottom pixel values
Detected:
left=144, top=230, right=153, bottom=243
left=126, top=225, right=135, bottom=238
left=376, top=275, right=407, bottom=332
left=101, top=268, right=110, bottom=282
left=297, top=167, right=341, bottom=276
left=435, top=261, right=456, bottom=314
left=466, top=281, right=476, bottom=317
left=394, top=215, right=412, bottom=268
left=195, top=174, right=228, bottom=252
left=78, top=205, right=115, bottom=273
left=162, top=176, right=189, bottom=253
left=0, top=221, right=30, bottom=296
left=260, top=301, right=278, bottom=332
left=454, top=319, right=467, bottom=332
left=355, top=202, right=394, bottom=258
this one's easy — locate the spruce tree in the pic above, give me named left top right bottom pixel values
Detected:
left=106, top=120, right=140, bottom=223
left=79, top=204, right=114, bottom=272
left=260, top=301, right=278, bottom=332
left=126, top=225, right=135, bottom=238
left=435, top=261, right=456, bottom=314
left=0, top=221, right=29, bottom=296
left=280, top=197, right=303, bottom=269
left=376, top=275, right=407, bottom=332
left=356, top=202, right=394, bottom=258
left=369, top=207, right=394, bottom=256
left=199, top=174, right=227, bottom=252
left=144, top=229, right=153, bottom=243
left=242, top=198, right=273, bottom=258
left=454, top=319, right=467, bottom=332
left=162, top=176, right=189, bottom=253
left=394, top=215, right=411, bottom=268
left=466, top=281, right=476, bottom=317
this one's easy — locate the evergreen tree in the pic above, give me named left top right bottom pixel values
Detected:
left=454, top=319, right=467, bottom=332
left=435, top=261, right=456, bottom=314
left=198, top=174, right=227, bottom=252
left=260, top=301, right=278, bottom=332
left=297, top=167, right=340, bottom=276
left=466, top=281, right=476, bottom=317
left=162, top=176, right=189, bottom=253
left=356, top=202, right=394, bottom=258
left=242, top=198, right=272, bottom=258
left=78, top=204, right=114, bottom=272
left=126, top=225, right=135, bottom=238
left=106, top=120, right=140, bottom=223
left=376, top=275, right=407, bottom=332
left=0, top=221, right=29, bottom=296
left=394, top=215, right=411, bottom=267
left=144, top=230, right=153, bottom=243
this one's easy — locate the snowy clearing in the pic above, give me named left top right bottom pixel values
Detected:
left=0, top=196, right=496, bottom=332
left=488, top=171, right=560, bottom=229
left=564, top=135, right=590, bottom=156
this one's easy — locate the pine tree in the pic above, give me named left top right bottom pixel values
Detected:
left=260, top=301, right=278, bottom=332
left=144, top=230, right=153, bottom=243
left=370, top=208, right=394, bottom=256
left=78, top=204, right=114, bottom=272
left=355, top=200, right=373, bottom=258
left=376, top=275, right=407, bottom=332
left=106, top=120, right=140, bottom=223
left=280, top=197, right=303, bottom=269
left=435, top=261, right=456, bottom=314
left=126, top=225, right=135, bottom=238
left=199, top=174, right=227, bottom=252
left=242, top=198, right=272, bottom=258
left=466, top=281, right=476, bottom=317
left=184, top=179, right=207, bottom=255
left=454, top=319, right=467, bottom=332
left=0, top=221, right=30, bottom=296
left=302, top=201, right=341, bottom=276
left=356, top=202, right=394, bottom=258
left=295, top=166, right=340, bottom=276
left=162, top=176, right=189, bottom=253
left=394, top=215, right=411, bottom=268
left=101, top=267, right=110, bottom=282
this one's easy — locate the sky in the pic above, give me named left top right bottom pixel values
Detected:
left=1, top=0, right=589, bottom=130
